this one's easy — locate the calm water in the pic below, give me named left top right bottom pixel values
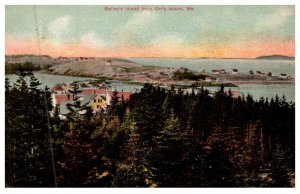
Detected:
left=125, top=58, right=295, bottom=101
left=202, top=84, right=295, bottom=102
left=5, top=73, right=143, bottom=93
left=6, top=73, right=295, bottom=102
left=238, top=84, right=294, bottom=102
left=127, top=58, right=295, bottom=76
left=6, top=57, right=295, bottom=102
left=6, top=73, right=95, bottom=89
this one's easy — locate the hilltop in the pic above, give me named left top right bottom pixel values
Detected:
left=49, top=58, right=170, bottom=78
left=5, top=54, right=72, bottom=66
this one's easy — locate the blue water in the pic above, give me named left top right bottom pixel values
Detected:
left=5, top=73, right=95, bottom=89
left=5, top=73, right=143, bottom=93
left=6, top=57, right=295, bottom=102
left=203, top=84, right=295, bottom=102
left=126, top=58, right=295, bottom=77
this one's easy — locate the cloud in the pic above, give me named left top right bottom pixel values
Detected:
left=150, top=34, right=184, bottom=46
left=255, top=6, right=294, bottom=32
left=148, top=34, right=186, bottom=56
left=47, top=16, right=71, bottom=39
left=111, top=11, right=159, bottom=47
left=125, top=10, right=158, bottom=28
left=80, top=31, right=110, bottom=48
left=191, top=13, right=211, bottom=27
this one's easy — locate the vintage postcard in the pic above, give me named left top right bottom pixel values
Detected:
left=5, top=5, right=295, bottom=187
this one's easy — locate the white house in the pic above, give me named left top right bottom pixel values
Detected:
left=279, top=73, right=288, bottom=80
left=105, top=60, right=112, bottom=66
left=211, top=69, right=220, bottom=74
left=231, top=69, right=239, bottom=75
left=205, top=77, right=212, bottom=82
left=219, top=69, right=226, bottom=74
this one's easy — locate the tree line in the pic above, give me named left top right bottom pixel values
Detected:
left=5, top=72, right=295, bottom=187
left=173, top=68, right=206, bottom=80
left=5, top=62, right=51, bottom=74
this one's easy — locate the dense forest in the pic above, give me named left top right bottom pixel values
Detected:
left=5, top=62, right=51, bottom=74
left=5, top=72, right=295, bottom=187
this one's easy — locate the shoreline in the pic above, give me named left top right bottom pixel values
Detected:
left=6, top=72, right=295, bottom=101
left=223, top=80, right=295, bottom=85
left=44, top=71, right=295, bottom=86
left=6, top=71, right=295, bottom=87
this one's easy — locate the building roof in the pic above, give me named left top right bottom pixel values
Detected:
left=59, top=100, right=73, bottom=115
left=54, top=94, right=74, bottom=105
left=81, top=88, right=107, bottom=95
left=52, top=83, right=71, bottom=91
left=81, top=88, right=132, bottom=101
left=52, top=84, right=63, bottom=91
left=100, top=94, right=107, bottom=101
left=80, top=94, right=98, bottom=105
left=53, top=88, right=132, bottom=111
left=99, top=83, right=112, bottom=90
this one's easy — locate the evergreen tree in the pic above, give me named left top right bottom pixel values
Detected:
left=113, top=111, right=156, bottom=187
left=5, top=81, right=295, bottom=187
left=151, top=110, right=188, bottom=186
left=5, top=72, right=55, bottom=187
left=269, top=144, right=291, bottom=187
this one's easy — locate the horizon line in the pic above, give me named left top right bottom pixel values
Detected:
left=5, top=54, right=295, bottom=60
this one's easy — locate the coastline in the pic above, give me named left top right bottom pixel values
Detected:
left=6, top=70, right=295, bottom=87
left=223, top=80, right=295, bottom=85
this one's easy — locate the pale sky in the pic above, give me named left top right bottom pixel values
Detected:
left=5, top=5, right=295, bottom=58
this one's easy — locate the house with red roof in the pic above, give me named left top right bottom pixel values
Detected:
left=51, top=83, right=132, bottom=118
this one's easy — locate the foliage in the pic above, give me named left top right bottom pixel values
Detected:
left=173, top=69, right=206, bottom=80
left=6, top=76, right=295, bottom=187
left=5, top=62, right=42, bottom=74
left=5, top=72, right=54, bottom=187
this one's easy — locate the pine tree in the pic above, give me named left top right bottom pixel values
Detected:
left=269, top=144, right=291, bottom=187
left=108, top=90, right=119, bottom=116
left=133, top=84, right=165, bottom=146
left=203, top=127, right=236, bottom=187
left=113, top=111, right=156, bottom=187
left=151, top=110, right=188, bottom=186
left=5, top=72, right=55, bottom=187
left=68, top=82, right=82, bottom=101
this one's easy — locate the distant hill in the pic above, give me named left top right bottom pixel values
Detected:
left=49, top=58, right=159, bottom=77
left=6, top=54, right=52, bottom=59
left=255, top=55, right=295, bottom=60
left=5, top=54, right=76, bottom=66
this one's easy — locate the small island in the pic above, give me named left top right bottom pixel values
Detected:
left=255, top=55, right=295, bottom=60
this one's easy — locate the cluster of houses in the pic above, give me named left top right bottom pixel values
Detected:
left=56, top=56, right=96, bottom=61
left=252, top=71, right=291, bottom=80
left=182, top=88, right=241, bottom=99
left=210, top=68, right=291, bottom=80
left=51, top=82, right=132, bottom=119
